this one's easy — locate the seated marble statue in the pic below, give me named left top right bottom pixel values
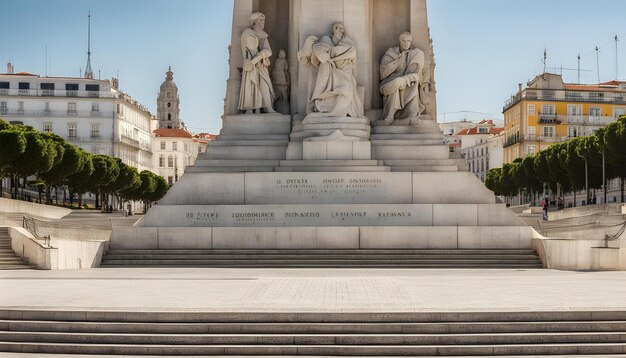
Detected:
left=298, top=22, right=364, bottom=118
left=238, top=12, right=276, bottom=114
left=380, top=32, right=425, bottom=125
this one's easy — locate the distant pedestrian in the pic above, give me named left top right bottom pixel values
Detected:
left=542, top=198, right=549, bottom=221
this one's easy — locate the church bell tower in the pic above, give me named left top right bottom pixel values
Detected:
left=157, top=66, right=181, bottom=129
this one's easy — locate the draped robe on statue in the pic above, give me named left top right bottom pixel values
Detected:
left=380, top=46, right=425, bottom=124
left=308, top=35, right=364, bottom=118
left=238, top=28, right=274, bottom=111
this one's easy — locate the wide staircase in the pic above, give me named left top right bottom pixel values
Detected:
left=0, top=227, right=34, bottom=270
left=101, top=248, right=543, bottom=268
left=1, top=309, right=626, bottom=355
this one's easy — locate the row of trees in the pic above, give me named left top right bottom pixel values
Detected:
left=0, top=118, right=168, bottom=211
left=485, top=116, right=626, bottom=205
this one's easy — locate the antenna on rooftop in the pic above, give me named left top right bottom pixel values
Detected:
left=577, top=54, right=581, bottom=84
left=45, top=45, right=48, bottom=77
left=615, top=35, right=619, bottom=81
left=84, top=12, right=94, bottom=79
left=595, top=46, right=601, bottom=83
left=542, top=46, right=547, bottom=74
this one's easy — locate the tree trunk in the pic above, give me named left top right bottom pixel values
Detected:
left=621, top=178, right=625, bottom=203
left=78, top=193, right=83, bottom=208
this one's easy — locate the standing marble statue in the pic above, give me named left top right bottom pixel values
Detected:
left=298, top=22, right=363, bottom=118
left=238, top=12, right=276, bottom=114
left=272, top=49, right=290, bottom=114
left=380, top=32, right=425, bottom=125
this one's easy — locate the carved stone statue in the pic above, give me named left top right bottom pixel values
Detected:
left=298, top=22, right=363, bottom=118
left=379, top=31, right=425, bottom=125
left=238, top=12, right=276, bottom=114
left=272, top=49, right=290, bottom=114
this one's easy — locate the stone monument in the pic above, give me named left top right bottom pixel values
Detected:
left=112, top=0, right=531, bottom=253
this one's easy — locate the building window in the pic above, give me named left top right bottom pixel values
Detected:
left=479, top=127, right=488, bottom=134
left=18, top=82, right=30, bottom=90
left=167, top=102, right=171, bottom=108
left=541, top=104, right=556, bottom=115
left=68, top=124, right=77, bottom=138
left=527, top=145, right=536, bottom=156
left=168, top=176, right=174, bottom=186
left=159, top=156, right=165, bottom=167
left=160, top=141, right=166, bottom=150
left=172, top=142, right=177, bottom=151
left=168, top=113, right=171, bottom=121
left=44, top=102, right=50, bottom=112
left=67, top=102, right=77, bottom=114
left=167, top=156, right=174, bottom=167
left=589, top=107, right=601, bottom=117
left=17, top=101, right=24, bottom=114
left=542, top=126, right=554, bottom=138
left=528, top=104, right=536, bottom=115
left=43, top=123, right=53, bottom=133
left=167, top=92, right=171, bottom=98
left=567, top=105, right=582, bottom=116
left=184, top=143, right=188, bottom=152
left=615, top=108, right=626, bottom=119
left=91, top=103, right=100, bottom=112
left=40, top=83, right=54, bottom=90
left=91, top=123, right=100, bottom=138
left=85, top=84, right=100, bottom=92
left=0, top=101, right=6, bottom=114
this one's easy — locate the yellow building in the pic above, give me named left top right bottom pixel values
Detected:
left=502, top=73, right=626, bottom=163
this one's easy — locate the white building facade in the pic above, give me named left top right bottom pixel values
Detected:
left=0, top=70, right=156, bottom=172
left=457, top=120, right=504, bottom=182
left=152, top=129, right=207, bottom=186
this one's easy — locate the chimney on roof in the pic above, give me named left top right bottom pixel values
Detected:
left=7, top=62, right=14, bottom=74
left=518, top=83, right=523, bottom=93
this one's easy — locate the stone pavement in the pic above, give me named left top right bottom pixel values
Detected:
left=1, top=268, right=626, bottom=313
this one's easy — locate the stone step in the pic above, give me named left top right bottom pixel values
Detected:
left=208, top=140, right=289, bottom=146
left=279, top=160, right=383, bottom=167
left=186, top=166, right=276, bottom=173
left=5, top=319, right=626, bottom=334
left=1, top=342, right=625, bottom=355
left=384, top=159, right=464, bottom=166
left=2, top=331, right=625, bottom=345
left=102, top=254, right=541, bottom=260
left=371, top=133, right=444, bottom=140
left=275, top=166, right=391, bottom=172
left=100, top=261, right=543, bottom=268
left=104, top=249, right=539, bottom=255
left=194, top=159, right=281, bottom=167
left=4, top=310, right=626, bottom=323
left=0, top=265, right=35, bottom=270
left=372, top=139, right=444, bottom=146
left=390, top=165, right=459, bottom=172
left=216, top=134, right=289, bottom=141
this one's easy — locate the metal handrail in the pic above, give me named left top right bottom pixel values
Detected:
left=605, top=221, right=626, bottom=242
left=22, top=216, right=51, bottom=247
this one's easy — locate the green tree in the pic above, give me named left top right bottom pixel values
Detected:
left=147, top=175, right=169, bottom=203
left=10, top=130, right=59, bottom=198
left=87, top=155, right=120, bottom=209
left=0, top=127, right=26, bottom=197
left=66, top=151, right=94, bottom=207
left=603, top=116, right=626, bottom=201
left=39, top=143, right=84, bottom=204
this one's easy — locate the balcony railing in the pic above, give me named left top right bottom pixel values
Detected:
left=0, top=88, right=112, bottom=98
left=524, top=135, right=568, bottom=142
left=0, top=110, right=113, bottom=118
left=119, top=135, right=151, bottom=152
left=504, top=88, right=626, bottom=111
left=66, top=136, right=109, bottom=143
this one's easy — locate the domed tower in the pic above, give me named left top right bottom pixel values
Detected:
left=157, top=66, right=181, bottom=129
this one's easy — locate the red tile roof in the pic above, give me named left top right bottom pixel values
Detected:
left=0, top=72, right=38, bottom=76
left=153, top=128, right=192, bottom=138
left=455, top=127, right=504, bottom=136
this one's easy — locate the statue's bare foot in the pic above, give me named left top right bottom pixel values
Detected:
left=265, top=107, right=277, bottom=114
left=382, top=116, right=394, bottom=126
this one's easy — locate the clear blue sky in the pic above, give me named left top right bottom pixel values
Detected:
left=2, top=0, right=625, bottom=131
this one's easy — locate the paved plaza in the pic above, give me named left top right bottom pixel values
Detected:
left=2, top=268, right=626, bottom=313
